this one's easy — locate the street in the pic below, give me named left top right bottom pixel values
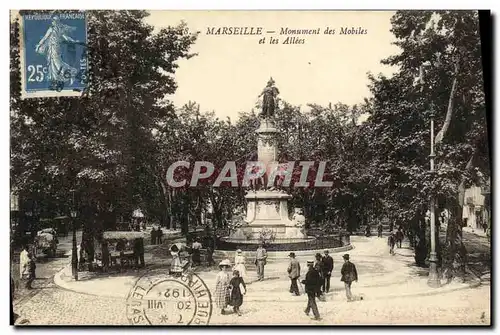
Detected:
left=11, top=231, right=82, bottom=307
left=12, top=235, right=491, bottom=326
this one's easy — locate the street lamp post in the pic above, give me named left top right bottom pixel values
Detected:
left=420, top=63, right=440, bottom=288
left=70, top=189, right=78, bottom=281
left=427, top=108, right=440, bottom=288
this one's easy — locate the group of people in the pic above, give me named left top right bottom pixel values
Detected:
left=387, top=227, right=405, bottom=255
left=150, top=227, right=164, bottom=245
left=295, top=253, right=358, bottom=320
left=211, top=244, right=359, bottom=321
left=215, top=259, right=247, bottom=316
left=213, top=244, right=265, bottom=316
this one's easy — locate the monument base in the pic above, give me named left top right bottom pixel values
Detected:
left=227, top=225, right=307, bottom=241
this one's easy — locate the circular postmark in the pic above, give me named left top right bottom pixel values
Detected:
left=126, top=271, right=213, bottom=325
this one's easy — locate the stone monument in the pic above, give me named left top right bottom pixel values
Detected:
left=228, top=78, right=308, bottom=242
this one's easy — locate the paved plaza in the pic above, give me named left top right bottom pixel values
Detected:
left=13, top=236, right=491, bottom=326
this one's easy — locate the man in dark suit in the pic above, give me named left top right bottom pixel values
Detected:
left=340, top=254, right=358, bottom=302
left=322, top=250, right=334, bottom=293
left=302, top=260, right=321, bottom=320
left=287, top=252, right=301, bottom=296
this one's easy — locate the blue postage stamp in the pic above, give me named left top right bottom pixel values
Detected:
left=19, top=12, right=88, bottom=99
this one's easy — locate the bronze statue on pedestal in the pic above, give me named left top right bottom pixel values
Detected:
left=258, top=77, right=279, bottom=119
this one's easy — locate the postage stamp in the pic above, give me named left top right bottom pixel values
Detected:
left=126, top=271, right=213, bottom=326
left=18, top=11, right=88, bottom=99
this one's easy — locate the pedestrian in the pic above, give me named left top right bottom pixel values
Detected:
left=169, top=244, right=183, bottom=277
left=206, top=246, right=215, bottom=267
left=340, top=254, right=358, bottom=302
left=157, top=227, right=164, bottom=245
left=254, top=243, right=267, bottom=281
left=191, top=239, right=202, bottom=266
left=322, top=250, right=333, bottom=293
left=388, top=232, right=396, bottom=255
left=365, top=224, right=371, bottom=237
left=229, top=269, right=247, bottom=316
left=133, top=238, right=145, bottom=268
left=313, top=253, right=324, bottom=299
left=396, top=227, right=404, bottom=248
left=101, top=241, right=110, bottom=272
left=19, top=245, right=30, bottom=286
left=233, top=249, right=247, bottom=281
left=287, top=252, right=300, bottom=296
left=150, top=227, right=157, bottom=245
left=377, top=223, right=383, bottom=238
left=25, top=250, right=36, bottom=290
left=302, top=260, right=321, bottom=321
left=214, top=259, right=232, bottom=315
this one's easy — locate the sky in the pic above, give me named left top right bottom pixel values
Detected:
left=145, top=10, right=401, bottom=121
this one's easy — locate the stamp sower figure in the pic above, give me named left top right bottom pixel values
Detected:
left=229, top=269, right=247, bottom=316
left=340, top=254, right=358, bottom=302
left=287, top=252, right=301, bottom=296
left=302, top=260, right=321, bottom=320
left=255, top=243, right=267, bottom=281
left=215, top=259, right=232, bottom=315
left=322, top=250, right=334, bottom=293
left=35, top=16, right=79, bottom=84
left=233, top=249, right=247, bottom=281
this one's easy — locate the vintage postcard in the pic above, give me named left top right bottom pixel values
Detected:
left=10, top=10, right=491, bottom=326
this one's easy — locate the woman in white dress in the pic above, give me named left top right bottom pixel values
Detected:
left=169, top=244, right=183, bottom=276
left=233, top=249, right=247, bottom=280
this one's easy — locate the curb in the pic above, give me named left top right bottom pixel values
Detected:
left=214, top=243, right=354, bottom=262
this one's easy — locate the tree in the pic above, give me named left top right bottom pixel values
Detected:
left=363, top=10, right=488, bottom=279
left=11, top=10, right=198, bottom=253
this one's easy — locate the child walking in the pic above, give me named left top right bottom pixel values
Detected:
left=229, top=269, right=247, bottom=316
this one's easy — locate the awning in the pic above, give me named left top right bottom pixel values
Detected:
left=103, top=231, right=145, bottom=240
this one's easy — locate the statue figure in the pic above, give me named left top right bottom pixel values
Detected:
left=35, top=15, right=81, bottom=84
left=292, top=208, right=306, bottom=228
left=258, top=78, right=280, bottom=119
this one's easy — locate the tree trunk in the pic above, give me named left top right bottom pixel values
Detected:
left=435, top=60, right=460, bottom=145
left=442, top=154, right=473, bottom=282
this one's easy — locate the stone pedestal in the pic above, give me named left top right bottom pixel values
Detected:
left=228, top=118, right=308, bottom=241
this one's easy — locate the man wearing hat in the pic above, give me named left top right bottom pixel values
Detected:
left=302, top=260, right=321, bottom=320
left=287, top=252, right=301, bottom=296
left=322, top=250, right=334, bottom=293
left=255, top=243, right=267, bottom=281
left=340, top=254, right=358, bottom=302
